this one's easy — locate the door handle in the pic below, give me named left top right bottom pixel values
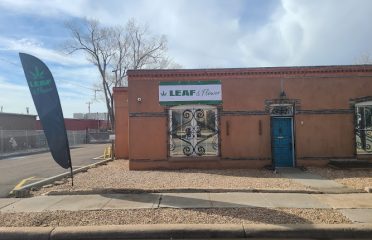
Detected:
left=277, top=136, right=284, bottom=139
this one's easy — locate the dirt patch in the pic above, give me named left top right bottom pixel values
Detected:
left=32, top=160, right=311, bottom=196
left=307, top=167, right=372, bottom=190
left=0, top=208, right=350, bottom=227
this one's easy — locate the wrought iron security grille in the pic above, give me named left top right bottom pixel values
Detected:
left=169, top=105, right=219, bottom=157
left=269, top=104, right=293, bottom=116
left=355, top=105, right=372, bottom=153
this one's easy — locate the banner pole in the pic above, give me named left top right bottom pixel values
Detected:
left=68, top=147, right=74, bottom=186
left=70, top=166, right=74, bottom=186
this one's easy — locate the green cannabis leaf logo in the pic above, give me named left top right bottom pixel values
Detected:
left=161, top=91, right=167, bottom=96
left=30, top=66, right=45, bottom=80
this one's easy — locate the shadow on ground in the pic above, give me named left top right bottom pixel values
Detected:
left=100, top=193, right=312, bottom=224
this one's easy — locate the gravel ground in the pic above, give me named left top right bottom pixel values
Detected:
left=0, top=208, right=350, bottom=227
left=307, top=167, right=372, bottom=190
left=16, top=161, right=358, bottom=227
left=32, top=160, right=310, bottom=196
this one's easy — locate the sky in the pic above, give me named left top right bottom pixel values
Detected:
left=0, top=0, right=372, bottom=117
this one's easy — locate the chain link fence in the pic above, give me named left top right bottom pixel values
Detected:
left=0, top=129, right=111, bottom=156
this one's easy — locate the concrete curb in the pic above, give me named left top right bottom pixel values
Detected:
left=0, top=227, right=53, bottom=240
left=0, top=224, right=372, bottom=239
left=43, top=187, right=365, bottom=196
left=0, top=146, right=83, bottom=160
left=44, top=188, right=321, bottom=195
left=11, top=159, right=112, bottom=198
left=52, top=224, right=245, bottom=239
left=243, top=223, right=372, bottom=239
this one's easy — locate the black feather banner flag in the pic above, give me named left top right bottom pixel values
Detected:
left=19, top=53, right=73, bottom=184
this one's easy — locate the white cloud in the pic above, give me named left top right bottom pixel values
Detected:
left=2, top=0, right=372, bottom=67
left=238, top=0, right=372, bottom=67
left=0, top=77, right=35, bottom=115
left=1, top=0, right=372, bottom=118
left=0, top=0, right=247, bottom=68
left=0, top=36, right=88, bottom=66
left=0, top=35, right=104, bottom=117
left=50, top=65, right=100, bottom=90
left=0, top=0, right=87, bottom=18
left=0, top=76, right=105, bottom=117
left=87, top=0, right=372, bottom=67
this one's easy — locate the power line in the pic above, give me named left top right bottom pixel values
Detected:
left=0, top=56, right=100, bottom=92
left=57, top=79, right=98, bottom=91
left=0, top=57, right=20, bottom=66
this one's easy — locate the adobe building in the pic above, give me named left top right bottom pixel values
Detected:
left=114, top=65, right=372, bottom=170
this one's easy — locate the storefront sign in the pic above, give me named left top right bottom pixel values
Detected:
left=159, top=81, right=222, bottom=105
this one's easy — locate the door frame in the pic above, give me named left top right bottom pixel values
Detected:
left=270, top=116, right=296, bottom=168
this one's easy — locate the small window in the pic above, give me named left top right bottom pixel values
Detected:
left=169, top=105, right=219, bottom=157
left=355, top=102, right=372, bottom=154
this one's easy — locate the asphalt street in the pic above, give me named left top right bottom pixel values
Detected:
left=0, top=144, right=107, bottom=197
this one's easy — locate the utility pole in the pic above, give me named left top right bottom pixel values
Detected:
left=94, top=89, right=101, bottom=100
left=0, top=127, right=3, bottom=154
left=112, top=69, right=118, bottom=83
left=111, top=69, right=118, bottom=131
left=86, top=101, right=92, bottom=114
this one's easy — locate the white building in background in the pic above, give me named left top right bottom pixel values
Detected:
left=73, top=113, right=84, bottom=119
left=73, top=112, right=108, bottom=120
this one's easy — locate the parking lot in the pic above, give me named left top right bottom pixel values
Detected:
left=0, top=144, right=107, bottom=197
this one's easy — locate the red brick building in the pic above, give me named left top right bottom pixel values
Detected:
left=36, top=118, right=109, bottom=131
left=114, top=65, right=372, bottom=170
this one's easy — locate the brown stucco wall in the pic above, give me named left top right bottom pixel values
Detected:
left=113, top=87, right=129, bottom=159
left=295, top=114, right=355, bottom=160
left=220, top=115, right=271, bottom=160
left=129, top=117, right=167, bottom=160
left=114, top=65, right=372, bottom=169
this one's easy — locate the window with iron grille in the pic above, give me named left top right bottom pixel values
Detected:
left=168, top=105, right=219, bottom=157
left=355, top=104, right=372, bottom=154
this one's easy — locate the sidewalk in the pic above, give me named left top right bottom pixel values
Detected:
left=1, top=192, right=372, bottom=223
left=1, top=164, right=371, bottom=239
left=278, top=168, right=359, bottom=193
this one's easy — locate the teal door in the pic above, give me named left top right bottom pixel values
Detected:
left=272, top=118, right=294, bottom=167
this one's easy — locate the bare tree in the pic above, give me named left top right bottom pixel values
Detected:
left=110, top=19, right=179, bottom=87
left=64, top=18, right=179, bottom=130
left=64, top=19, right=116, bottom=129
